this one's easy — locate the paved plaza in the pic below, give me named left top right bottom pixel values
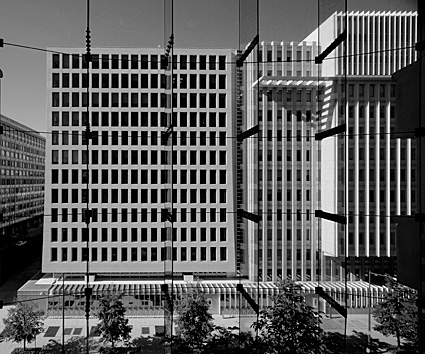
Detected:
left=0, top=307, right=397, bottom=353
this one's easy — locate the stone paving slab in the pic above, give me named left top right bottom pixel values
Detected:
left=73, top=327, right=83, bottom=335
left=321, top=318, right=344, bottom=330
left=351, top=319, right=368, bottom=328
left=44, top=326, right=60, bottom=337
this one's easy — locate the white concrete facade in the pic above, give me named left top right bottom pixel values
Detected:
left=43, top=48, right=237, bottom=277
left=245, top=41, right=322, bottom=282
left=245, top=11, right=418, bottom=282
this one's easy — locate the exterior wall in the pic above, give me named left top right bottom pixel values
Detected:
left=309, top=11, right=418, bottom=280
left=0, top=115, right=45, bottom=236
left=32, top=279, right=388, bottom=318
left=330, top=78, right=416, bottom=280
left=319, top=81, right=340, bottom=259
left=246, top=41, right=321, bottom=282
left=247, top=12, right=418, bottom=282
left=43, top=48, right=237, bottom=276
left=305, top=11, right=418, bottom=77
left=338, top=11, right=417, bottom=76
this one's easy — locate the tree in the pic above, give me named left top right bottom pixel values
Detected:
left=43, top=337, right=100, bottom=354
left=131, top=335, right=165, bottom=354
left=252, top=280, right=325, bottom=354
left=3, top=301, right=45, bottom=350
left=205, top=326, right=255, bottom=354
left=166, top=284, right=252, bottom=354
left=373, top=276, right=418, bottom=351
left=173, top=284, right=215, bottom=353
left=96, top=290, right=132, bottom=348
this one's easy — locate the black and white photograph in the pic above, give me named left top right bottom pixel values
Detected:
left=0, top=0, right=423, bottom=353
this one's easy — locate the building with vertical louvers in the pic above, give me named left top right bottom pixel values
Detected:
left=244, top=41, right=321, bottom=282
left=245, top=11, right=418, bottom=282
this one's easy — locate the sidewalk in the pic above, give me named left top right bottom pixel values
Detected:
left=322, top=313, right=397, bottom=344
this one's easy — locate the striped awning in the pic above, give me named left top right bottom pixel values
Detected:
left=297, top=281, right=388, bottom=296
left=46, top=280, right=388, bottom=300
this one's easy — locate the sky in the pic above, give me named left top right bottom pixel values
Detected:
left=0, top=0, right=417, bottom=132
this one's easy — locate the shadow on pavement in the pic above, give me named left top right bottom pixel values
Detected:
left=324, top=330, right=396, bottom=354
left=0, top=255, right=42, bottom=304
left=41, top=336, right=165, bottom=354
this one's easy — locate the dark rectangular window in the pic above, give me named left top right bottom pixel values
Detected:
left=219, top=75, right=226, bottom=89
left=62, top=53, right=69, bottom=68
left=180, top=55, right=187, bottom=69
left=141, top=93, right=148, bottom=107
left=141, top=55, right=148, bottom=69
left=121, top=74, right=129, bottom=88
left=72, top=248, right=78, bottom=262
left=181, top=247, right=187, bottom=261
left=200, top=247, right=207, bottom=261
left=131, top=74, right=138, bottom=88
left=219, top=94, right=226, bottom=108
left=219, top=56, right=226, bottom=70
left=220, top=208, right=226, bottom=222
left=220, top=247, right=227, bottom=261
left=141, top=247, right=147, bottom=261
left=209, top=55, right=216, bottom=70
left=190, top=55, right=197, bottom=69
left=190, top=247, right=197, bottom=261
left=112, top=54, right=119, bottom=69
left=52, top=54, right=60, bottom=68
left=72, top=54, right=79, bottom=69
left=102, top=54, right=109, bottom=69
left=210, top=248, right=217, bottom=261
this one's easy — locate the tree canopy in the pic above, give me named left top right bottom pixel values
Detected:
left=3, top=301, right=45, bottom=350
left=373, top=276, right=418, bottom=350
left=252, top=280, right=325, bottom=354
left=96, top=290, right=132, bottom=348
left=173, top=284, right=215, bottom=353
left=163, top=280, right=334, bottom=354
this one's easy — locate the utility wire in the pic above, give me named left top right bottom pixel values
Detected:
left=2, top=41, right=417, bottom=65
left=41, top=209, right=416, bottom=219
left=42, top=130, right=422, bottom=140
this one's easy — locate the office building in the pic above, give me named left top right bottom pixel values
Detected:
left=43, top=11, right=419, bottom=286
left=0, top=114, right=45, bottom=237
left=43, top=48, right=237, bottom=278
left=245, top=11, right=418, bottom=282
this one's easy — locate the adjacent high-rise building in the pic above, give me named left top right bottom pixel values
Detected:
left=43, top=48, right=238, bottom=278
left=245, top=11, right=418, bottom=282
left=0, top=114, right=45, bottom=236
left=312, top=11, right=418, bottom=280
